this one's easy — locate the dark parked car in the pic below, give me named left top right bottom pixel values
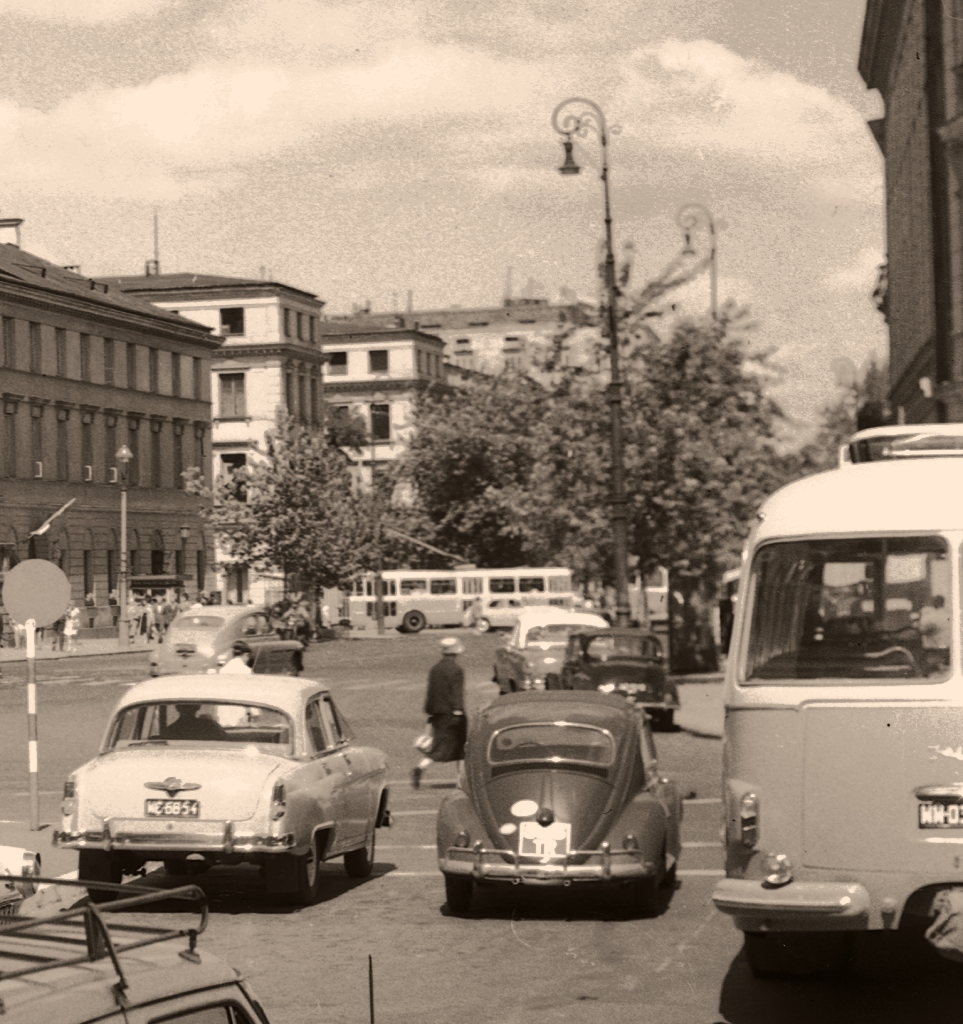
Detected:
left=150, top=605, right=303, bottom=676
left=436, top=691, right=682, bottom=915
left=549, top=628, right=679, bottom=729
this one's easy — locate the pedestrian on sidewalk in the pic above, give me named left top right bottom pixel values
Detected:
left=412, top=636, right=467, bottom=789
left=63, top=604, right=80, bottom=653
left=50, top=613, right=66, bottom=652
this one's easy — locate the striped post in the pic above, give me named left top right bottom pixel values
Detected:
left=25, top=618, right=39, bottom=831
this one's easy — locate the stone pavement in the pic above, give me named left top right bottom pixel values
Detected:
left=673, top=673, right=724, bottom=739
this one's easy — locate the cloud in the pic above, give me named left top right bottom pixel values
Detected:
left=824, top=247, right=884, bottom=293
left=0, top=0, right=176, bottom=21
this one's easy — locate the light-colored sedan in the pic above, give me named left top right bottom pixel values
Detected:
left=54, top=675, right=389, bottom=905
left=0, top=845, right=41, bottom=917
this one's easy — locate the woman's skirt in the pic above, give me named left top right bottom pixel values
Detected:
left=426, top=713, right=467, bottom=762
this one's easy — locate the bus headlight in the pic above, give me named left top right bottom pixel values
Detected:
left=762, top=852, right=793, bottom=886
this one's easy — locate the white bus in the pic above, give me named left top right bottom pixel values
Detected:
left=344, top=567, right=575, bottom=633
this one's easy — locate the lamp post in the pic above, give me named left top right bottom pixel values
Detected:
left=676, top=202, right=718, bottom=319
left=552, top=96, right=631, bottom=627
left=370, top=397, right=385, bottom=636
left=116, top=444, right=133, bottom=646
left=179, top=526, right=189, bottom=590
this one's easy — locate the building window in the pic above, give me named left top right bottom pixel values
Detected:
left=103, top=338, right=114, bottom=386
left=80, top=334, right=90, bottom=381
left=328, top=351, right=347, bottom=375
left=81, top=414, right=93, bottom=478
left=220, top=453, right=247, bottom=501
left=171, top=353, right=181, bottom=397
left=219, top=373, right=246, bottom=418
left=369, top=350, right=388, bottom=373
left=417, top=350, right=423, bottom=373
left=283, top=308, right=292, bottom=337
left=370, top=403, right=390, bottom=442
left=173, top=422, right=184, bottom=488
left=148, top=347, right=159, bottom=393
left=55, top=328, right=67, bottom=377
left=83, top=550, right=93, bottom=598
left=193, top=357, right=202, bottom=399
left=194, top=424, right=205, bottom=482
left=56, top=408, right=69, bottom=481
left=31, top=405, right=43, bottom=472
left=196, top=548, right=206, bottom=593
left=29, top=322, right=41, bottom=373
left=150, top=421, right=162, bottom=488
left=2, top=317, right=15, bottom=368
left=298, top=375, right=306, bottom=422
left=220, top=307, right=245, bottom=336
left=104, top=416, right=116, bottom=482
left=297, top=312, right=305, bottom=341
left=3, top=403, right=16, bottom=478
left=310, top=377, right=318, bottom=424
left=127, top=343, right=137, bottom=389
left=127, top=419, right=139, bottom=487
left=285, top=371, right=294, bottom=414
left=309, top=316, right=316, bottom=344
left=129, top=548, right=139, bottom=575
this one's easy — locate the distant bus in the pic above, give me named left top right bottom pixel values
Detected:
left=345, top=567, right=575, bottom=633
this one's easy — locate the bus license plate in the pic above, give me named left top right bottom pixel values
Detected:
left=919, top=802, right=963, bottom=828
left=145, top=799, right=200, bottom=818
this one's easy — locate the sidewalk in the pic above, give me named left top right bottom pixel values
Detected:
left=0, top=636, right=154, bottom=663
left=673, top=672, right=724, bottom=739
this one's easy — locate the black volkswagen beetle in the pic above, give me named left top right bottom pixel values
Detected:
left=436, top=691, right=682, bottom=915
left=548, top=628, right=679, bottom=730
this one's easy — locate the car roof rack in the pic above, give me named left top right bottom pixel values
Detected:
left=0, top=877, right=208, bottom=1007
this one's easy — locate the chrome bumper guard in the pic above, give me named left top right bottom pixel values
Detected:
left=53, top=821, right=296, bottom=854
left=712, top=878, right=871, bottom=920
left=441, top=840, right=655, bottom=883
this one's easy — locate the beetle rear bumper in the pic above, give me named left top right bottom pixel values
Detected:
left=440, top=842, right=658, bottom=884
left=711, top=878, right=872, bottom=930
left=54, top=823, right=296, bottom=855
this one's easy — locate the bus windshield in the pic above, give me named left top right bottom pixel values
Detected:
left=743, top=536, right=951, bottom=683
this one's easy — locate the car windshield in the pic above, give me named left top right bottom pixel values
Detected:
left=743, top=535, right=951, bottom=683
left=488, top=723, right=615, bottom=765
left=107, top=701, right=293, bottom=754
left=583, top=635, right=654, bottom=660
left=850, top=432, right=963, bottom=463
left=526, top=623, right=591, bottom=648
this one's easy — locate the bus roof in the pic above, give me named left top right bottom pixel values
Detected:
left=756, top=459, right=963, bottom=541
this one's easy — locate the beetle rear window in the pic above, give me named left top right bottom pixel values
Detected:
left=107, top=702, right=293, bottom=753
left=742, top=536, right=951, bottom=683
left=488, top=724, right=614, bottom=765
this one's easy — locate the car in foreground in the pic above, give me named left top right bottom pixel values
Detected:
left=54, top=674, right=390, bottom=906
left=150, top=604, right=304, bottom=676
left=436, top=690, right=682, bottom=915
left=0, top=881, right=275, bottom=1023
left=492, top=609, right=610, bottom=694
left=549, top=628, right=679, bottom=730
left=0, top=846, right=40, bottom=917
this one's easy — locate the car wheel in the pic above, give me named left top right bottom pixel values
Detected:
left=79, top=850, right=123, bottom=904
left=344, top=827, right=376, bottom=879
left=743, top=931, right=853, bottom=978
left=444, top=873, right=473, bottom=913
left=402, top=610, right=426, bottom=634
left=475, top=617, right=491, bottom=634
left=292, top=835, right=324, bottom=905
left=651, top=709, right=675, bottom=731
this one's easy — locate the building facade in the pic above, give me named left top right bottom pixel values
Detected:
left=0, top=244, right=220, bottom=627
left=99, top=273, right=327, bottom=604
left=860, top=0, right=963, bottom=421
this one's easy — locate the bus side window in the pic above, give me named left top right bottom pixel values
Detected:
left=519, top=577, right=545, bottom=593
left=490, top=577, right=516, bottom=594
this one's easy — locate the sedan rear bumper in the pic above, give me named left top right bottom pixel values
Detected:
left=440, top=842, right=658, bottom=884
left=711, top=878, right=872, bottom=929
left=53, top=822, right=295, bottom=855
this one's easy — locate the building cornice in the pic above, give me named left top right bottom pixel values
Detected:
left=319, top=328, right=446, bottom=348
left=99, top=280, right=322, bottom=306
left=322, top=377, right=453, bottom=396
left=212, top=344, right=326, bottom=365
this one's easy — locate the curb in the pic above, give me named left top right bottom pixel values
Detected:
left=0, top=647, right=153, bottom=665
left=676, top=721, right=723, bottom=740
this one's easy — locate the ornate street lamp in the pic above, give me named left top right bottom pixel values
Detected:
left=115, top=444, right=133, bottom=646
left=676, top=202, right=718, bottom=319
left=552, top=97, right=631, bottom=627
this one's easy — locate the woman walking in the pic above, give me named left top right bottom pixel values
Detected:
left=412, top=636, right=467, bottom=789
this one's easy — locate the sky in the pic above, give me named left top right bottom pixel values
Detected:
left=0, top=0, right=885, bottom=428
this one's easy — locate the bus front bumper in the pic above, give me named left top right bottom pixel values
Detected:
left=712, top=878, right=872, bottom=930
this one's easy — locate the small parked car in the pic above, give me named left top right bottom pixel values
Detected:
left=54, top=674, right=390, bottom=906
left=436, top=690, right=682, bottom=915
left=471, top=598, right=525, bottom=633
left=150, top=604, right=304, bottom=676
left=0, top=845, right=40, bottom=917
left=550, top=628, right=679, bottom=730
left=493, top=609, right=610, bottom=694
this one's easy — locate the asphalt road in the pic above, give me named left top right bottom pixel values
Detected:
left=3, top=632, right=963, bottom=1023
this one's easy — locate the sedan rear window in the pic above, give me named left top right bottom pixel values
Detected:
left=526, top=623, right=588, bottom=647
left=488, top=724, right=615, bottom=766
left=107, top=702, right=293, bottom=754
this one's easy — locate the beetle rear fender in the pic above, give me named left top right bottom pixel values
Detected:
left=605, top=794, right=670, bottom=861
left=436, top=791, right=486, bottom=854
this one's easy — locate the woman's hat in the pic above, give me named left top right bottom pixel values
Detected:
left=439, top=637, right=465, bottom=655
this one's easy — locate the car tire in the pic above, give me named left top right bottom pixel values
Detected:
left=743, top=931, right=853, bottom=978
left=344, top=827, right=376, bottom=879
left=475, top=617, right=491, bottom=634
left=402, top=610, right=426, bottom=634
left=652, top=709, right=675, bottom=731
left=444, top=873, right=473, bottom=913
left=292, top=835, right=324, bottom=906
left=79, top=850, right=123, bottom=904
left=627, top=876, right=660, bottom=918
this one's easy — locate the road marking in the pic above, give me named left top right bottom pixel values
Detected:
left=655, top=906, right=720, bottom=972
left=684, top=797, right=721, bottom=805
left=676, top=869, right=725, bottom=877
left=389, top=809, right=438, bottom=817
left=378, top=845, right=435, bottom=850
left=681, top=841, right=722, bottom=849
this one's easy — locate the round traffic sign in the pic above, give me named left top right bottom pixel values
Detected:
left=2, top=559, right=72, bottom=627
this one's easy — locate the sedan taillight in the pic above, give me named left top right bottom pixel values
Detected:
left=270, top=781, right=286, bottom=821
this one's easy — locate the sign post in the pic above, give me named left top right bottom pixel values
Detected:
left=1, top=559, right=72, bottom=831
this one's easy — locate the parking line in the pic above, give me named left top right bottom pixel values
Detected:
left=681, top=841, right=722, bottom=849
left=390, top=809, right=438, bottom=817
left=684, top=798, right=721, bottom=805
left=677, top=869, right=725, bottom=877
